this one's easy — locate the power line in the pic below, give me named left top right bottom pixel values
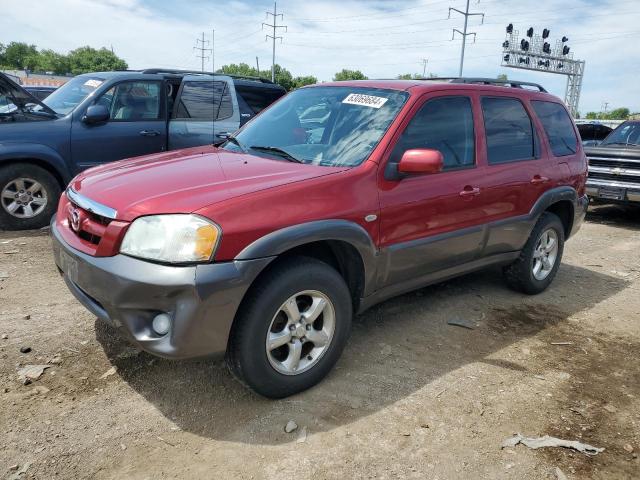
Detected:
left=287, top=0, right=452, bottom=22
left=262, top=2, right=287, bottom=82
left=193, top=32, right=211, bottom=72
left=449, top=0, right=485, bottom=76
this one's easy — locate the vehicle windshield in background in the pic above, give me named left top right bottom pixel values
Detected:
left=38, top=76, right=105, bottom=115
left=223, top=86, right=409, bottom=167
left=600, top=121, right=640, bottom=147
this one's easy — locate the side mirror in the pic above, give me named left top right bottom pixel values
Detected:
left=82, top=104, right=110, bottom=124
left=398, top=148, right=444, bottom=175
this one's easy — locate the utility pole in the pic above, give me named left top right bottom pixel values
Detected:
left=449, top=0, right=484, bottom=77
left=602, top=102, right=609, bottom=116
left=256, top=56, right=260, bottom=74
left=421, top=58, right=428, bottom=78
left=194, top=32, right=211, bottom=72
left=262, top=2, right=287, bottom=82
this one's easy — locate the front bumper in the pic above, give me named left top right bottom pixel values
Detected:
left=586, top=179, right=640, bottom=203
left=51, top=218, right=273, bottom=359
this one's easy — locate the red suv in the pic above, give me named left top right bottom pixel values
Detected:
left=52, top=78, right=588, bottom=398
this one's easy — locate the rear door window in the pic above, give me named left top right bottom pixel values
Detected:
left=482, top=97, right=536, bottom=164
left=174, top=81, right=233, bottom=120
left=532, top=100, right=578, bottom=156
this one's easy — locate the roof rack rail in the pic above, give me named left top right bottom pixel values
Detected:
left=428, top=77, right=547, bottom=92
left=139, top=68, right=275, bottom=84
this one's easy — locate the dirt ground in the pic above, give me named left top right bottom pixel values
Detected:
left=0, top=205, right=639, bottom=480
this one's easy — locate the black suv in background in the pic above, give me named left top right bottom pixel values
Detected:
left=577, top=122, right=613, bottom=147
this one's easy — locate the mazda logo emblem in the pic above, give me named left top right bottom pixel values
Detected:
left=70, top=208, right=81, bottom=232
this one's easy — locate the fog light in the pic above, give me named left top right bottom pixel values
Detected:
left=152, top=313, right=171, bottom=336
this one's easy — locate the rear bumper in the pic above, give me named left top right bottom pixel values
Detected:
left=51, top=217, right=273, bottom=359
left=586, top=179, right=640, bottom=203
left=569, top=194, right=589, bottom=238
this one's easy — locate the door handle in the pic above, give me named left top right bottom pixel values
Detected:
left=139, top=130, right=160, bottom=137
left=216, top=132, right=232, bottom=138
left=530, top=175, right=550, bottom=184
left=459, top=186, right=480, bottom=197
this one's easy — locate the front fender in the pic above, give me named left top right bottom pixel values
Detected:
left=0, top=142, right=72, bottom=184
left=235, top=219, right=379, bottom=296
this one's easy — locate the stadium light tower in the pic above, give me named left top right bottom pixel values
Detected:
left=501, top=24, right=585, bottom=116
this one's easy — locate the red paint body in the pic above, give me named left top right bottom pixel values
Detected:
left=56, top=81, right=587, bottom=262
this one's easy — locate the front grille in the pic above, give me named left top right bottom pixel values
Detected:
left=588, top=157, right=640, bottom=170
left=67, top=202, right=112, bottom=246
left=588, top=171, right=640, bottom=185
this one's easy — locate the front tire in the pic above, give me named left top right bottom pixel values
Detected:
left=226, top=257, right=353, bottom=398
left=0, top=164, right=61, bottom=230
left=503, top=212, right=565, bottom=294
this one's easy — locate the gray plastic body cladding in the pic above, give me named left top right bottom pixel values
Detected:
left=51, top=222, right=273, bottom=359
left=236, top=219, right=379, bottom=296
left=360, top=187, right=584, bottom=313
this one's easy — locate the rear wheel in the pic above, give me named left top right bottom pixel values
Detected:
left=226, top=257, right=352, bottom=398
left=503, top=212, right=565, bottom=294
left=0, top=164, right=61, bottom=230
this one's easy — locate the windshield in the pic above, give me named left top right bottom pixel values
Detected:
left=38, top=76, right=105, bottom=115
left=223, top=86, right=409, bottom=167
left=601, top=121, right=640, bottom=147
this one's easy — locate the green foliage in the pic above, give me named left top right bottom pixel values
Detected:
left=31, top=49, right=70, bottom=75
left=584, top=108, right=630, bottom=120
left=217, top=63, right=316, bottom=91
left=0, top=42, right=127, bottom=74
left=333, top=69, right=368, bottom=81
left=66, top=46, right=127, bottom=74
left=2, top=42, right=38, bottom=70
left=217, top=62, right=260, bottom=77
left=292, top=75, right=318, bottom=89
left=497, top=73, right=508, bottom=81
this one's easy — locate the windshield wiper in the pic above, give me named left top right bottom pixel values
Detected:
left=221, top=135, right=247, bottom=152
left=249, top=145, right=303, bottom=163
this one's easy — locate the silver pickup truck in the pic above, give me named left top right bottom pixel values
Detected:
left=585, top=120, right=640, bottom=204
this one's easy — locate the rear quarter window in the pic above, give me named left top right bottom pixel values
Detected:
left=482, top=97, right=536, bottom=164
left=235, top=85, right=285, bottom=114
left=532, top=101, right=578, bottom=156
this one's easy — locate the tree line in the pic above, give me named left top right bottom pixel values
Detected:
left=584, top=108, right=631, bottom=121
left=0, top=42, right=127, bottom=75
left=1, top=41, right=449, bottom=92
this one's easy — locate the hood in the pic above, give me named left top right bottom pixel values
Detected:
left=70, top=146, right=348, bottom=221
left=585, top=145, right=640, bottom=160
left=0, top=73, right=56, bottom=115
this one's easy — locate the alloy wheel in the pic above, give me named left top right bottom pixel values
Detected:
left=266, top=290, right=336, bottom=375
left=1, top=177, right=48, bottom=219
left=532, top=228, right=559, bottom=280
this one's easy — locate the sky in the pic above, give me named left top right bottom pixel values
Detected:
left=1, top=0, right=639, bottom=114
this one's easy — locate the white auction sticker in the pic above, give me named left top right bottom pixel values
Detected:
left=83, top=79, right=103, bottom=88
left=342, top=93, right=388, bottom=109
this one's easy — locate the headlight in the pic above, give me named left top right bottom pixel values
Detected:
left=120, top=214, right=221, bottom=263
